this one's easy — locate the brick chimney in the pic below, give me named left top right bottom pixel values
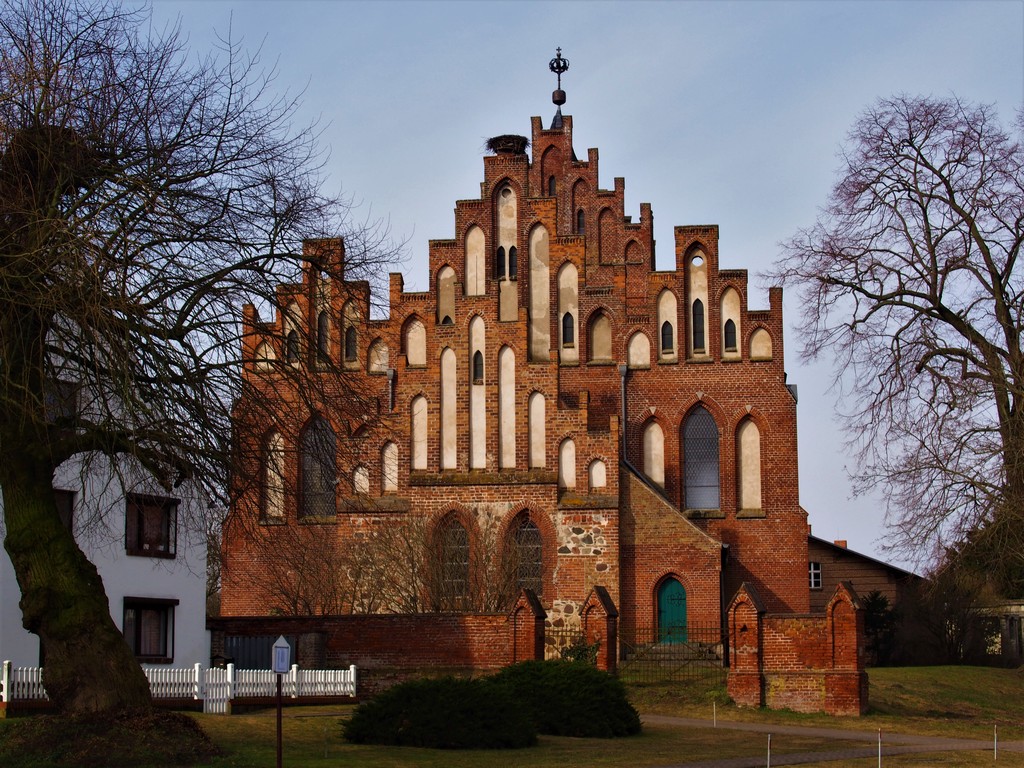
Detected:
left=834, top=540, right=847, bottom=549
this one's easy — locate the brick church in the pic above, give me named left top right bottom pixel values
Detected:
left=221, top=54, right=821, bottom=668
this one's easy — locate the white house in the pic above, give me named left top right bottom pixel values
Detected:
left=0, top=453, right=210, bottom=669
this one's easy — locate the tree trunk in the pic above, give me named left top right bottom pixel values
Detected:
left=1, top=457, right=152, bottom=715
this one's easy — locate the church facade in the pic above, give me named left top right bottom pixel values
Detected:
left=221, top=106, right=812, bottom=653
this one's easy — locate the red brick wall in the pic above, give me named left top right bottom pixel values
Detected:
left=727, top=582, right=867, bottom=716
left=211, top=591, right=546, bottom=694
left=619, top=468, right=722, bottom=642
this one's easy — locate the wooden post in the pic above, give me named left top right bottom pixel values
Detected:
left=276, top=673, right=283, bottom=768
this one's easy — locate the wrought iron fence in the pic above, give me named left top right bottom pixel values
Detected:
left=618, top=624, right=727, bottom=684
left=542, top=624, right=727, bottom=684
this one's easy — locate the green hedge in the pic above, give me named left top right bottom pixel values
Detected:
left=343, top=661, right=641, bottom=749
left=342, top=676, right=536, bottom=749
left=491, top=660, right=641, bottom=738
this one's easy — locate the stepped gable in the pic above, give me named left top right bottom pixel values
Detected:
left=225, top=64, right=807, bottom=637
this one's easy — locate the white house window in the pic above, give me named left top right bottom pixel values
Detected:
left=123, top=597, right=177, bottom=663
left=809, top=561, right=822, bottom=590
left=125, top=494, right=177, bottom=558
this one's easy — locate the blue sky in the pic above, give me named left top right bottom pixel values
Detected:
left=150, top=0, right=1024, bottom=570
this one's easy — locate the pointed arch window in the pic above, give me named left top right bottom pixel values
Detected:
left=317, top=311, right=330, bottom=363
left=285, top=330, right=299, bottom=364
left=512, top=516, right=542, bottom=595
left=300, top=416, right=336, bottom=518
left=692, top=299, right=706, bottom=353
left=548, top=176, right=556, bottom=196
left=262, top=432, right=285, bottom=520
left=344, top=325, right=357, bottom=361
left=683, top=406, right=719, bottom=510
left=561, top=312, right=575, bottom=347
left=508, top=246, right=517, bottom=280
left=576, top=209, right=585, bottom=235
left=661, top=321, right=674, bottom=354
left=724, top=319, right=737, bottom=352
left=437, top=516, right=470, bottom=608
left=472, top=350, right=484, bottom=385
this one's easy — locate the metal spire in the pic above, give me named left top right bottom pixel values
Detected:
left=549, top=47, right=569, bottom=129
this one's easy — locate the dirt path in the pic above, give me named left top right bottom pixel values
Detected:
left=641, top=714, right=1024, bottom=767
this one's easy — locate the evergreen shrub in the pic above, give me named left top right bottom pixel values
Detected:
left=342, top=676, right=536, bottom=749
left=492, top=660, right=642, bottom=738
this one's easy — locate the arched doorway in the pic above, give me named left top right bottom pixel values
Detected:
left=657, top=578, right=688, bottom=644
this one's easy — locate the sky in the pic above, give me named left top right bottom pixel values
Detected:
left=149, top=0, right=1024, bottom=571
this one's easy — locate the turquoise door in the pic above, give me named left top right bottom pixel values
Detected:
left=657, top=578, right=688, bottom=644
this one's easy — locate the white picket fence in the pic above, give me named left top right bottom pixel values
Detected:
left=1, top=660, right=356, bottom=714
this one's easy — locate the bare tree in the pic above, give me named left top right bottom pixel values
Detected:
left=770, top=96, right=1024, bottom=589
left=0, top=0, right=395, bottom=716
left=254, top=522, right=353, bottom=616
left=254, top=512, right=526, bottom=616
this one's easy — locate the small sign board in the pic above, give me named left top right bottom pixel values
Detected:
left=272, top=636, right=291, bottom=674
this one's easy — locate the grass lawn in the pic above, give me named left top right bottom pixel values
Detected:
left=629, top=666, right=1024, bottom=741
left=192, top=706, right=867, bottom=768
left=2, top=666, right=1022, bottom=766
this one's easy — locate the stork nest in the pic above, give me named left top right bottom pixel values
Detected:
left=486, top=135, right=529, bottom=155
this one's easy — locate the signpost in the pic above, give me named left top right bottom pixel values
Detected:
left=272, top=636, right=291, bottom=768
